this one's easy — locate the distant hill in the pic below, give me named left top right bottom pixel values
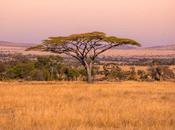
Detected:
left=0, top=41, right=175, bottom=58
left=107, top=44, right=175, bottom=50
left=115, top=45, right=138, bottom=50
left=145, top=44, right=175, bottom=50
left=0, top=41, right=137, bottom=49
left=0, top=41, right=35, bottom=47
left=1, top=41, right=175, bottom=51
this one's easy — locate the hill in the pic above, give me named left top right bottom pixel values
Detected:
left=0, top=41, right=175, bottom=58
left=1, top=41, right=175, bottom=50
left=145, top=44, right=175, bottom=50
left=0, top=41, right=35, bottom=47
left=115, top=45, right=138, bottom=49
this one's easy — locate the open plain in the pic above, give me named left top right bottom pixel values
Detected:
left=0, top=81, right=175, bottom=130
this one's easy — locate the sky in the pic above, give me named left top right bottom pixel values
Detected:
left=0, top=0, right=175, bottom=47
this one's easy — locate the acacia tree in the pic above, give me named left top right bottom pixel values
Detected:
left=27, top=32, right=140, bottom=83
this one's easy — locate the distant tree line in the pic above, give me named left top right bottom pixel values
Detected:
left=0, top=55, right=175, bottom=82
left=99, top=56, right=175, bottom=66
left=1, top=53, right=175, bottom=66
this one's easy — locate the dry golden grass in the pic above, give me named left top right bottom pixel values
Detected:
left=0, top=81, right=175, bottom=130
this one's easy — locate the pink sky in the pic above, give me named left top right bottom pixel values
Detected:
left=0, top=0, right=175, bottom=46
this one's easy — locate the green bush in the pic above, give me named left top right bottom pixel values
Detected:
left=64, top=68, right=79, bottom=81
left=6, top=62, right=35, bottom=80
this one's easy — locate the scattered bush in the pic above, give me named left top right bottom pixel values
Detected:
left=103, top=63, right=127, bottom=81
left=137, top=70, right=149, bottom=81
left=0, top=55, right=174, bottom=81
left=148, top=65, right=175, bottom=81
left=126, top=67, right=137, bottom=80
left=64, top=67, right=79, bottom=81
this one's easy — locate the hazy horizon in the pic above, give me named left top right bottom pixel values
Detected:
left=1, top=0, right=175, bottom=47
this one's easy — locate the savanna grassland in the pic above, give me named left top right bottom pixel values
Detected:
left=0, top=81, right=175, bottom=130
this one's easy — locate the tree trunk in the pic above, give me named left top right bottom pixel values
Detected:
left=84, top=62, right=93, bottom=83
left=87, top=67, right=92, bottom=83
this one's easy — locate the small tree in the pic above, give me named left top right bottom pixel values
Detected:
left=27, top=32, right=140, bottom=83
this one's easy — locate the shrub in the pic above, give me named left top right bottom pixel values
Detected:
left=78, top=67, right=87, bottom=81
left=103, top=63, right=127, bottom=81
left=6, top=62, right=35, bottom=80
left=148, top=65, right=175, bottom=81
left=137, top=70, right=149, bottom=81
left=64, top=68, right=79, bottom=81
left=30, top=69, right=45, bottom=81
left=127, top=67, right=137, bottom=80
